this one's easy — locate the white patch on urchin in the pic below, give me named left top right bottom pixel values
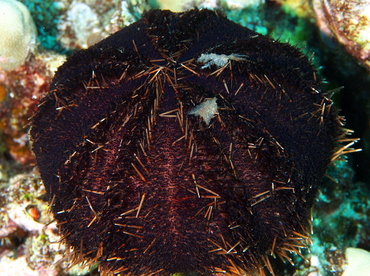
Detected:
left=188, top=97, right=218, bottom=125
left=197, top=53, right=247, bottom=69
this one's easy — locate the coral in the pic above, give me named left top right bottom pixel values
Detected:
left=152, top=0, right=220, bottom=11
left=0, top=172, right=63, bottom=275
left=57, top=0, right=149, bottom=50
left=223, top=0, right=316, bottom=51
left=150, top=0, right=200, bottom=11
left=277, top=0, right=314, bottom=18
left=0, top=0, right=37, bottom=71
left=313, top=0, right=370, bottom=70
left=31, top=9, right=341, bottom=276
left=342, top=248, right=370, bottom=276
left=63, top=2, right=101, bottom=49
left=0, top=52, right=62, bottom=165
left=0, top=169, right=97, bottom=275
left=222, top=0, right=264, bottom=9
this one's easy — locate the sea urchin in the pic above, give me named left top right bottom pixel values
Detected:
left=30, top=9, right=342, bottom=276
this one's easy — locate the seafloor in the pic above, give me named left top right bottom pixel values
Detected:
left=0, top=0, right=369, bottom=275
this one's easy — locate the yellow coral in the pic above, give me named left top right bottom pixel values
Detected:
left=0, top=0, right=37, bottom=71
left=342, top=247, right=370, bottom=276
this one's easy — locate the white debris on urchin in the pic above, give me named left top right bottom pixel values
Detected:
left=0, top=0, right=37, bottom=71
left=188, top=97, right=218, bottom=125
left=197, top=53, right=247, bottom=69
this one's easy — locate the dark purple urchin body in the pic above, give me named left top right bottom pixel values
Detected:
left=30, top=9, right=340, bottom=276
